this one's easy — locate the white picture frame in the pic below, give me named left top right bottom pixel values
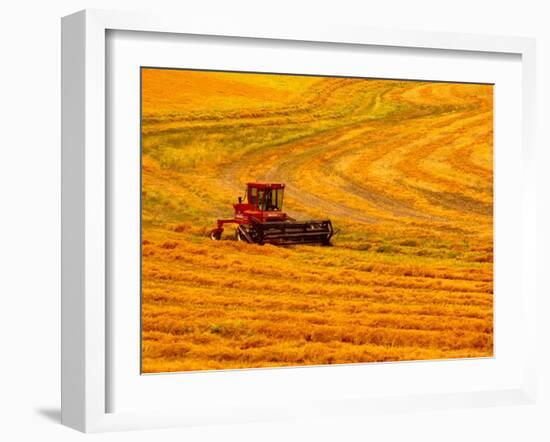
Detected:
left=61, top=9, right=537, bottom=433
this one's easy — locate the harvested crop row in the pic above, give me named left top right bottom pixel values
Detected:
left=141, top=70, right=493, bottom=372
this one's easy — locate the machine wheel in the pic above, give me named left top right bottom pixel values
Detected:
left=235, top=226, right=249, bottom=243
left=209, top=229, right=222, bottom=240
left=235, top=228, right=244, bottom=242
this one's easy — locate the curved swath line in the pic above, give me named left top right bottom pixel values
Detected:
left=313, top=128, right=461, bottom=221
left=410, top=186, right=492, bottom=217
left=214, top=85, right=411, bottom=222
left=446, top=129, right=493, bottom=180
left=214, top=81, right=489, bottom=225
left=222, top=112, right=466, bottom=222
left=261, top=130, right=427, bottom=223
left=193, top=81, right=382, bottom=218
left=215, top=122, right=361, bottom=190
left=142, top=80, right=390, bottom=137
left=299, top=99, right=492, bottom=220
left=143, top=77, right=360, bottom=126
left=398, top=114, right=492, bottom=186
left=389, top=113, right=492, bottom=212
left=450, top=145, right=493, bottom=180
left=212, top=82, right=395, bottom=219
left=342, top=110, right=491, bottom=209
left=398, top=82, right=488, bottom=109
left=266, top=111, right=480, bottom=223
left=217, top=120, right=380, bottom=222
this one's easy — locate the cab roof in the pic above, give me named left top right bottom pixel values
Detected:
left=246, top=182, right=285, bottom=189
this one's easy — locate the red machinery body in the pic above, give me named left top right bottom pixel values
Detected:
left=210, top=183, right=333, bottom=245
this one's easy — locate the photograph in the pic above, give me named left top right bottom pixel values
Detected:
left=140, top=67, right=494, bottom=374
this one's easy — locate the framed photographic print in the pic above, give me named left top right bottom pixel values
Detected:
left=61, top=9, right=537, bottom=432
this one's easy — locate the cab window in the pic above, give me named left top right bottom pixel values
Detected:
left=249, top=187, right=258, bottom=205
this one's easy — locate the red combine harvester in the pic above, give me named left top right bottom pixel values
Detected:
left=209, top=183, right=334, bottom=245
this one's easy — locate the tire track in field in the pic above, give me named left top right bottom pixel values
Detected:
left=277, top=109, right=490, bottom=224
left=215, top=80, right=393, bottom=222
left=221, top=96, right=485, bottom=225
left=218, top=123, right=379, bottom=222
left=215, top=82, right=430, bottom=223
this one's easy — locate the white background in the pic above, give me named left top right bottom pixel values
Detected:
left=0, top=1, right=548, bottom=441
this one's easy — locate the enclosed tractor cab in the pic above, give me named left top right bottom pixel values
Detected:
left=210, top=183, right=334, bottom=245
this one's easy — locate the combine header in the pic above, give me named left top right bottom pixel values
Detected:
left=209, top=183, right=334, bottom=245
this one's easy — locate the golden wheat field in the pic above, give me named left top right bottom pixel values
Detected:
left=141, top=68, right=493, bottom=373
